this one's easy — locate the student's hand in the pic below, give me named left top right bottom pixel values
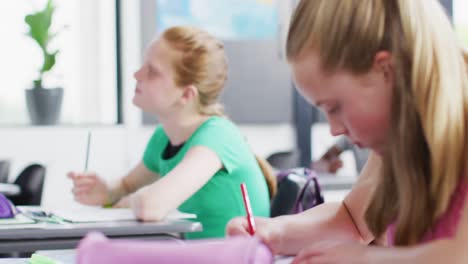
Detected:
left=226, top=217, right=283, bottom=254
left=67, top=172, right=110, bottom=206
left=311, top=145, right=344, bottom=174
left=292, top=241, right=369, bottom=264
left=311, top=157, right=343, bottom=174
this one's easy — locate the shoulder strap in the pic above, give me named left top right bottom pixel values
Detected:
left=294, top=169, right=324, bottom=213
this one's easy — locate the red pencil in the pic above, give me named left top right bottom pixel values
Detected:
left=240, top=183, right=256, bottom=235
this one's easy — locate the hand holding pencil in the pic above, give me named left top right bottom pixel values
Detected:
left=67, top=131, right=111, bottom=206
left=225, top=214, right=283, bottom=255
left=224, top=183, right=286, bottom=254
left=67, top=171, right=110, bottom=206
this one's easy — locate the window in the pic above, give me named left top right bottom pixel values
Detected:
left=0, top=0, right=118, bottom=125
left=454, top=0, right=468, bottom=46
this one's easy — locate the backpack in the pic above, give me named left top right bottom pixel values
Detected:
left=270, top=168, right=324, bottom=217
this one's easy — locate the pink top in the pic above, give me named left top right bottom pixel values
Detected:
left=387, top=180, right=468, bottom=245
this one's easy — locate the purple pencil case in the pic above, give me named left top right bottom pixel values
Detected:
left=77, top=232, right=273, bottom=264
left=0, top=194, right=16, bottom=218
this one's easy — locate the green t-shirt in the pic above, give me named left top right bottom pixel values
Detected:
left=143, top=116, right=270, bottom=239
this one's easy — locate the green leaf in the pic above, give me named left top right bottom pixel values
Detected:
left=41, top=50, right=59, bottom=73
left=24, top=0, right=60, bottom=86
left=24, top=0, right=55, bottom=52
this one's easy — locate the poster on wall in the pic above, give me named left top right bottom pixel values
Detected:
left=156, top=0, right=278, bottom=40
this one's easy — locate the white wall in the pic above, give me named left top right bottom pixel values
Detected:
left=0, top=127, right=128, bottom=209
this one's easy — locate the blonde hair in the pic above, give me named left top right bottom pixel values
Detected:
left=287, top=0, right=468, bottom=245
left=162, top=26, right=228, bottom=117
left=255, top=156, right=277, bottom=199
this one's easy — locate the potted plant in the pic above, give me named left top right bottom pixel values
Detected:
left=25, top=0, right=63, bottom=125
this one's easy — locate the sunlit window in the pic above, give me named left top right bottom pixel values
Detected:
left=0, top=0, right=117, bottom=125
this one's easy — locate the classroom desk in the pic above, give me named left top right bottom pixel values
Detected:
left=0, top=183, right=20, bottom=196
left=317, top=174, right=356, bottom=190
left=322, top=189, right=350, bottom=202
left=0, top=250, right=294, bottom=264
left=0, top=219, right=202, bottom=254
left=275, top=256, right=294, bottom=264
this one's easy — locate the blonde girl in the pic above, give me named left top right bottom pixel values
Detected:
left=228, top=0, right=468, bottom=262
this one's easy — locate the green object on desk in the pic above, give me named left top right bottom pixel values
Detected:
left=28, top=253, right=61, bottom=264
left=21, top=210, right=69, bottom=225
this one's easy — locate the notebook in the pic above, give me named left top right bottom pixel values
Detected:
left=49, top=207, right=196, bottom=223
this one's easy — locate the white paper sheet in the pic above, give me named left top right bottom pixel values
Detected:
left=50, top=207, right=196, bottom=223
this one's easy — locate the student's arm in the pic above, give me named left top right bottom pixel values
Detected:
left=293, top=199, right=468, bottom=264
left=108, top=162, right=160, bottom=205
left=351, top=196, right=468, bottom=264
left=278, top=153, right=378, bottom=255
left=130, top=146, right=222, bottom=221
left=68, top=162, right=159, bottom=206
left=341, top=152, right=380, bottom=243
left=361, top=240, right=465, bottom=264
left=292, top=169, right=468, bottom=263
left=228, top=152, right=379, bottom=255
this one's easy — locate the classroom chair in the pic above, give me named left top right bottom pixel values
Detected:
left=266, top=150, right=300, bottom=170
left=8, top=164, right=46, bottom=205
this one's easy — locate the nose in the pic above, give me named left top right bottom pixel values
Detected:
left=134, top=68, right=144, bottom=81
left=328, top=119, right=347, bottom=136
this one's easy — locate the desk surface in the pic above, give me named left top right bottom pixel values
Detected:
left=0, top=219, right=202, bottom=253
left=0, top=183, right=20, bottom=196
left=317, top=174, right=356, bottom=190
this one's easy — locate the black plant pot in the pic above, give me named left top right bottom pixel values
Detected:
left=25, top=87, right=64, bottom=125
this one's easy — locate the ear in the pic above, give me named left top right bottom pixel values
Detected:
left=180, top=85, right=198, bottom=105
left=373, top=51, right=394, bottom=84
